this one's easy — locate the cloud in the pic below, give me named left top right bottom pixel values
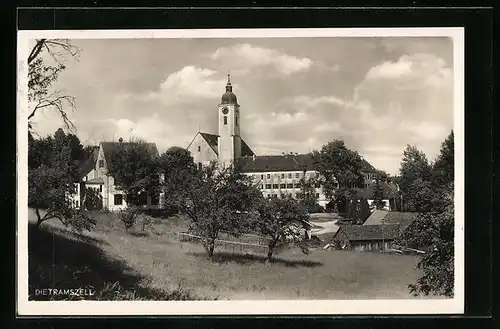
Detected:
left=210, top=44, right=314, bottom=76
left=145, top=65, right=229, bottom=103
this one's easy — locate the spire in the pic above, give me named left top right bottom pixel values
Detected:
left=226, top=72, right=232, bottom=92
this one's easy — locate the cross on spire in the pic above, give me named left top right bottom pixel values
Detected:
left=227, top=72, right=231, bottom=84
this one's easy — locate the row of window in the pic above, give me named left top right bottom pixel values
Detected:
left=263, top=193, right=320, bottom=199
left=261, top=182, right=321, bottom=190
left=249, top=172, right=316, bottom=180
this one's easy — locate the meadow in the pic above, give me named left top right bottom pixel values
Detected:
left=27, top=209, right=430, bottom=300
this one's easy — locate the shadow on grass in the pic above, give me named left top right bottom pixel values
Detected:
left=187, top=251, right=324, bottom=268
left=28, top=223, right=204, bottom=301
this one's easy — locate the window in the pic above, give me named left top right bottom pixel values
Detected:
left=316, top=193, right=320, bottom=199
left=261, top=174, right=264, bottom=180
left=286, top=183, right=293, bottom=189
left=197, top=145, right=201, bottom=152
left=98, top=159, right=104, bottom=168
left=223, top=116, right=227, bottom=125
left=272, top=184, right=279, bottom=189
left=280, top=183, right=286, bottom=189
left=198, top=162, right=202, bottom=171
left=114, top=194, right=123, bottom=205
left=236, top=115, right=238, bottom=126
left=267, top=174, right=270, bottom=179
left=76, top=200, right=79, bottom=208
left=272, top=194, right=278, bottom=198
left=288, top=173, right=292, bottom=179
left=99, top=185, right=102, bottom=192
left=266, top=184, right=272, bottom=189
left=261, top=185, right=264, bottom=190
left=295, top=173, right=300, bottom=178
left=281, top=173, right=285, bottom=179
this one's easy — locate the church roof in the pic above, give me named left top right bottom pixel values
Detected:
left=198, top=132, right=255, bottom=157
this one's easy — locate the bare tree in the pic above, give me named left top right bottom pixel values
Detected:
left=27, top=39, right=81, bottom=130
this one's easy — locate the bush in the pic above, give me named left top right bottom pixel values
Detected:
left=118, top=208, right=141, bottom=231
left=84, top=187, right=103, bottom=210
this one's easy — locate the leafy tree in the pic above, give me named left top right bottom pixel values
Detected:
left=28, top=135, right=95, bottom=230
left=158, top=146, right=197, bottom=210
left=296, top=174, right=319, bottom=213
left=373, top=176, right=386, bottom=210
left=399, top=145, right=433, bottom=211
left=311, top=140, right=364, bottom=212
left=431, top=131, right=454, bottom=188
left=28, top=39, right=80, bottom=130
left=84, top=187, right=103, bottom=211
left=165, top=161, right=262, bottom=259
left=106, top=138, right=160, bottom=205
left=395, top=134, right=455, bottom=297
left=119, top=208, right=141, bottom=232
left=255, top=195, right=310, bottom=261
left=359, top=197, right=371, bottom=224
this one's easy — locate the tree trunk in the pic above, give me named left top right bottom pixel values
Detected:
left=204, top=238, right=215, bottom=259
left=266, top=248, right=274, bottom=262
left=35, top=207, right=43, bottom=227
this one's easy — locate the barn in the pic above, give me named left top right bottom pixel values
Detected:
left=331, top=224, right=401, bottom=252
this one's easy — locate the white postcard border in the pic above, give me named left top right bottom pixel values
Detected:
left=16, top=27, right=465, bottom=316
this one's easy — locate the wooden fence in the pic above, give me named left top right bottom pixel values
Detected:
left=167, top=231, right=270, bottom=254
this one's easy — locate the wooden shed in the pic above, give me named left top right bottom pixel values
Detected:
left=331, top=224, right=401, bottom=252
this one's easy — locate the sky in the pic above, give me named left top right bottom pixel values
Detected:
left=29, top=36, right=454, bottom=175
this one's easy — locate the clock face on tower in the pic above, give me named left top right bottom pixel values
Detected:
left=221, top=107, right=229, bottom=115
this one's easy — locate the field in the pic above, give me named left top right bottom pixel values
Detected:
left=27, top=209, right=432, bottom=300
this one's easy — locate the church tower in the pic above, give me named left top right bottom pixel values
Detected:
left=218, top=74, right=242, bottom=167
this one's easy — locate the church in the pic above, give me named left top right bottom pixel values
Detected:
left=186, top=75, right=383, bottom=209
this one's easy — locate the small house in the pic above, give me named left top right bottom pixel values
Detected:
left=331, top=224, right=401, bottom=252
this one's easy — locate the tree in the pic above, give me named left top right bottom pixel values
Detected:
left=255, top=195, right=310, bottom=261
left=359, top=197, right=371, bottom=224
left=296, top=174, right=320, bottom=213
left=28, top=39, right=80, bottom=130
left=84, top=187, right=103, bottom=211
left=105, top=138, right=160, bottom=205
left=158, top=146, right=198, bottom=211
left=431, top=131, right=454, bottom=188
left=28, top=133, right=95, bottom=231
left=394, top=134, right=455, bottom=297
left=398, top=145, right=433, bottom=211
left=372, top=175, right=386, bottom=210
left=311, top=140, right=365, bottom=212
left=165, top=161, right=262, bottom=259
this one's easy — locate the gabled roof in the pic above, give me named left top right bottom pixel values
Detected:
left=360, top=158, right=378, bottom=173
left=101, top=141, right=159, bottom=173
left=363, top=209, right=389, bottom=226
left=86, top=177, right=104, bottom=184
left=235, top=154, right=313, bottom=173
left=235, top=153, right=376, bottom=174
left=384, top=212, right=418, bottom=230
left=200, top=133, right=219, bottom=154
left=76, top=146, right=99, bottom=179
left=363, top=210, right=418, bottom=229
left=192, top=132, right=255, bottom=157
left=333, top=224, right=401, bottom=241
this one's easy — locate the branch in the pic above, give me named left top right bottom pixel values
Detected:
left=28, top=93, right=77, bottom=131
left=28, top=39, right=46, bottom=65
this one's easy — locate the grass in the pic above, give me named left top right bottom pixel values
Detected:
left=27, top=209, right=436, bottom=301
